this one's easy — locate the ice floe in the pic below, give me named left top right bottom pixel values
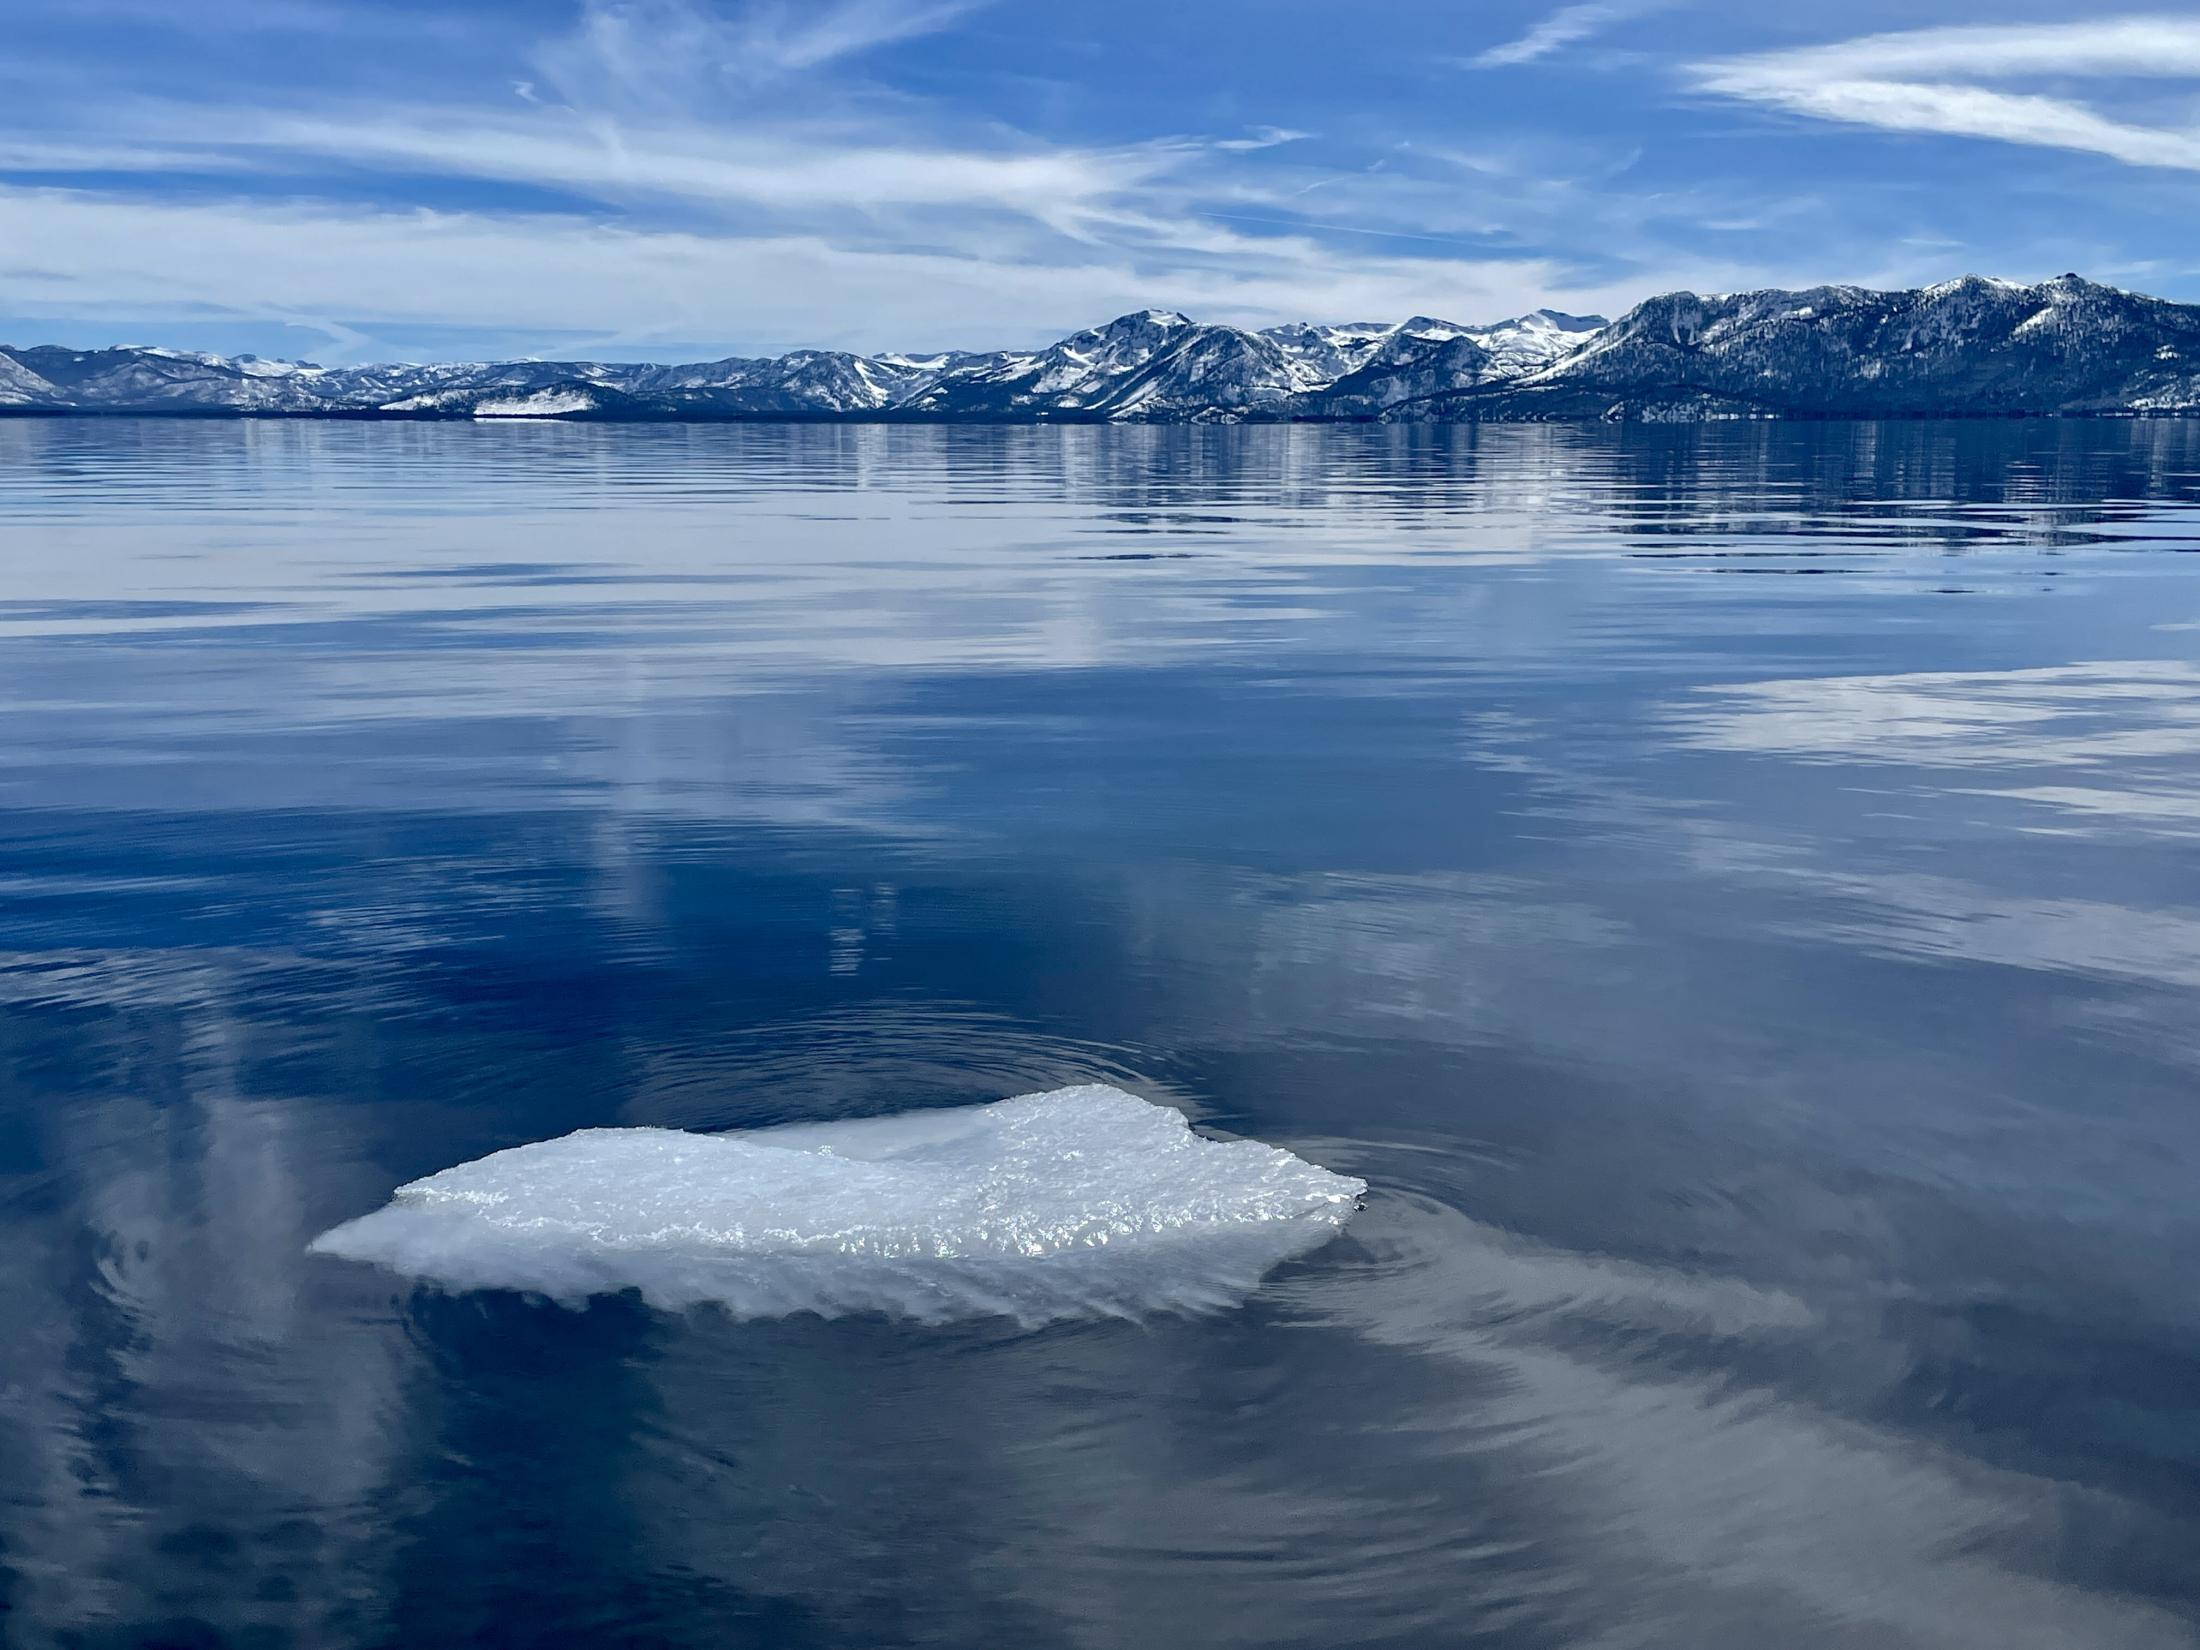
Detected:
left=310, top=1085, right=1364, bottom=1325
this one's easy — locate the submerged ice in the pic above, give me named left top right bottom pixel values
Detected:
left=309, top=1085, right=1365, bottom=1324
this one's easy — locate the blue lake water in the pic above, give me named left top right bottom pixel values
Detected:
left=2, top=417, right=2198, bottom=1648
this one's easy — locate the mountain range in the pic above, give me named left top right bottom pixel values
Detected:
left=7, top=274, right=2200, bottom=422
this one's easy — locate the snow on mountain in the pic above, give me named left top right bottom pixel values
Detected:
left=0, top=345, right=345, bottom=410
left=1432, top=275, right=2200, bottom=421
left=0, top=351, right=62, bottom=406
left=0, top=306, right=1595, bottom=422
left=471, top=388, right=603, bottom=419
left=1461, top=309, right=1608, bottom=377
left=1301, top=318, right=1499, bottom=416
left=901, top=310, right=1210, bottom=416
left=1101, top=327, right=1312, bottom=420
left=620, top=356, right=766, bottom=395
left=893, top=307, right=1614, bottom=421
left=13, top=278, right=2200, bottom=422
left=704, top=350, right=933, bottom=413
left=1256, top=321, right=1397, bottom=388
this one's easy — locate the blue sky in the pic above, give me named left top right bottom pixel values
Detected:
left=7, top=0, right=2200, bottom=361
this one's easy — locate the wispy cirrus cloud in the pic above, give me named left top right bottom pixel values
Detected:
left=530, top=0, right=989, bottom=108
left=108, top=103, right=1188, bottom=226
left=1696, top=17, right=2200, bottom=173
left=1467, top=2, right=1645, bottom=70
left=733, top=0, right=991, bottom=73
left=1214, top=126, right=1313, bottom=153
left=0, top=71, right=1851, bottom=361
left=0, top=181, right=1641, bottom=358
left=9, top=0, right=2118, bottom=362
left=2, top=0, right=1706, bottom=363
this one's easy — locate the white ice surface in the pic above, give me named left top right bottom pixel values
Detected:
left=309, top=1085, right=1365, bottom=1324
left=471, top=388, right=595, bottom=417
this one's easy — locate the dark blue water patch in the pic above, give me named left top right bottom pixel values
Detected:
left=1, top=420, right=2198, bottom=1648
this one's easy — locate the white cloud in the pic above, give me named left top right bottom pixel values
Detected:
left=735, top=0, right=990, bottom=73
left=0, top=182, right=1632, bottom=356
left=1214, top=126, right=1313, bottom=152
left=530, top=0, right=988, bottom=109
left=1468, top=2, right=1640, bottom=70
left=1719, top=17, right=2200, bottom=81
left=0, top=0, right=1870, bottom=357
left=183, top=106, right=1185, bottom=224
left=1698, top=17, right=2200, bottom=173
left=0, top=56, right=1805, bottom=359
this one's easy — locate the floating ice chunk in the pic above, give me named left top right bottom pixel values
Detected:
left=309, top=1085, right=1365, bottom=1325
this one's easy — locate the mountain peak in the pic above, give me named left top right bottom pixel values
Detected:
left=1102, top=309, right=1193, bottom=331
left=1922, top=273, right=2026, bottom=300
left=1522, top=308, right=1608, bottom=331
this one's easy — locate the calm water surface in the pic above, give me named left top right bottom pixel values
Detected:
left=2, top=419, right=2198, bottom=1648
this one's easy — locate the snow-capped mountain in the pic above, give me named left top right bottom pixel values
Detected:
left=0, top=351, right=61, bottom=406
left=896, top=308, right=1607, bottom=419
left=901, top=310, right=1209, bottom=416
left=14, top=278, right=2199, bottom=423
left=0, top=345, right=346, bottom=411
left=0, top=306, right=1607, bottom=423
left=1462, top=309, right=1610, bottom=377
left=1420, top=275, right=2200, bottom=421
left=1253, top=321, right=1396, bottom=386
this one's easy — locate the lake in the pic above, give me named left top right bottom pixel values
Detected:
left=2, top=417, right=2197, bottom=1649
